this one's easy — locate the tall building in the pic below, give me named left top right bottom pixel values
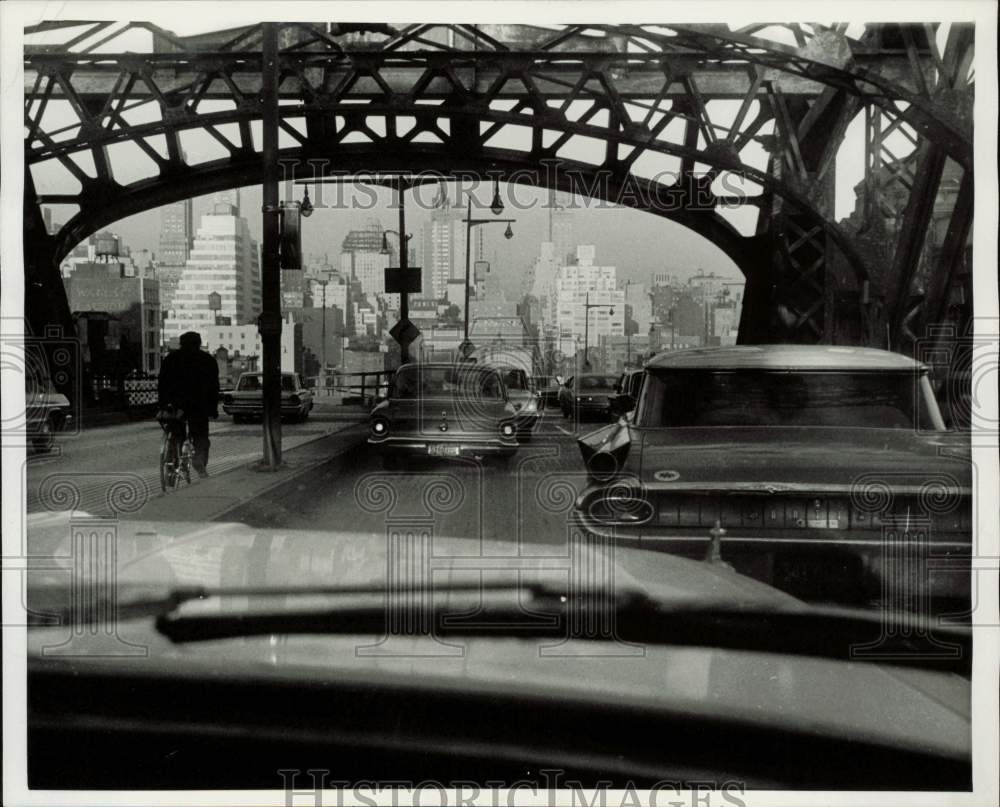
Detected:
left=623, top=281, right=652, bottom=332
left=420, top=185, right=484, bottom=301
left=554, top=245, right=624, bottom=361
left=158, top=198, right=194, bottom=266
left=163, top=202, right=261, bottom=343
left=340, top=221, right=390, bottom=298
left=548, top=189, right=575, bottom=266
left=211, top=188, right=241, bottom=216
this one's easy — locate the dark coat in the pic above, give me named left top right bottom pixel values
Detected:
left=158, top=347, right=220, bottom=418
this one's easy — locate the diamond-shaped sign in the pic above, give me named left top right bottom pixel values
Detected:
left=389, top=317, right=421, bottom=347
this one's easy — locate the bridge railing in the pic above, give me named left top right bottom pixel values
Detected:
left=305, top=371, right=393, bottom=407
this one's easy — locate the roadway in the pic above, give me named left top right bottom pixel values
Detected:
left=26, top=403, right=601, bottom=549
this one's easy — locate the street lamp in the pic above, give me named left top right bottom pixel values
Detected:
left=462, top=188, right=516, bottom=355
left=295, top=174, right=439, bottom=364
left=583, top=291, right=614, bottom=371
left=490, top=177, right=504, bottom=216
left=314, top=277, right=329, bottom=384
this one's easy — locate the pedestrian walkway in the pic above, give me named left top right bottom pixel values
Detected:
left=121, top=422, right=368, bottom=523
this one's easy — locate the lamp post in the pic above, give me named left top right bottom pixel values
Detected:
left=380, top=227, right=414, bottom=357
left=295, top=175, right=437, bottom=365
left=583, top=291, right=615, bottom=371
left=624, top=279, right=632, bottom=369
left=314, top=277, right=329, bottom=384
left=462, top=179, right=515, bottom=357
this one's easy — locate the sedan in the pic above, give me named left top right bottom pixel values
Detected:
left=574, top=345, right=972, bottom=610
left=565, top=373, right=620, bottom=421
left=368, top=363, right=519, bottom=468
left=222, top=372, right=314, bottom=423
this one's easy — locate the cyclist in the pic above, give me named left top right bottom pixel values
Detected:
left=157, top=331, right=220, bottom=478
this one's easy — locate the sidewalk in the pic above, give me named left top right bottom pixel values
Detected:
left=121, top=421, right=369, bottom=524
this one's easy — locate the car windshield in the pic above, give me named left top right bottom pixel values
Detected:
left=578, top=375, right=618, bottom=391
left=391, top=366, right=502, bottom=399
left=640, top=369, right=935, bottom=429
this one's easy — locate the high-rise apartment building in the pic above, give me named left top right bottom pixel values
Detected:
left=158, top=198, right=194, bottom=267
left=554, top=245, right=624, bottom=359
left=163, top=202, right=261, bottom=343
left=548, top=189, right=575, bottom=266
left=420, top=185, right=485, bottom=301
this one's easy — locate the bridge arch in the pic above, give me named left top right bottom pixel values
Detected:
left=24, top=20, right=974, bottom=354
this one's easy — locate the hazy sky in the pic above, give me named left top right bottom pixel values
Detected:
left=108, top=182, right=742, bottom=298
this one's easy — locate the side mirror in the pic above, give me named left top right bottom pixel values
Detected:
left=613, top=394, right=635, bottom=415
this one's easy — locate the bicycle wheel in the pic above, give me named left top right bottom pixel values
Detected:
left=180, top=440, right=193, bottom=485
left=160, top=431, right=180, bottom=492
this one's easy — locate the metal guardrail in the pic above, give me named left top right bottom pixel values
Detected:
left=305, top=371, right=393, bottom=406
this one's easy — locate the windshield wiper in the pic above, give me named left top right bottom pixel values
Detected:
left=144, top=581, right=971, bottom=677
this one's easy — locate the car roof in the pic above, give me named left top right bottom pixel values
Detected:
left=644, top=345, right=926, bottom=372
left=240, top=371, right=295, bottom=376
left=396, top=362, right=498, bottom=374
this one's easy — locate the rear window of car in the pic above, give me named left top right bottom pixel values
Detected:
left=639, top=369, right=936, bottom=429
left=578, top=375, right=618, bottom=391
left=237, top=375, right=296, bottom=392
left=391, top=367, right=503, bottom=400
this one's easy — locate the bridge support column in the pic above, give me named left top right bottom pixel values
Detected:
left=23, top=170, right=78, bottom=401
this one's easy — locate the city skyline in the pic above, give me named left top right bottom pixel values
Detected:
left=89, top=182, right=743, bottom=301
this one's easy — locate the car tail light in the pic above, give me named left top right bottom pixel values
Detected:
left=499, top=421, right=516, bottom=439
left=586, top=491, right=654, bottom=526
left=587, top=449, right=620, bottom=482
left=370, top=417, right=390, bottom=437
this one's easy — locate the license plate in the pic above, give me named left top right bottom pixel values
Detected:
left=428, top=444, right=461, bottom=456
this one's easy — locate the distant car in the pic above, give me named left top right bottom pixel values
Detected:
left=368, top=363, right=519, bottom=468
left=574, top=345, right=972, bottom=609
left=25, top=379, right=73, bottom=453
left=565, top=373, right=620, bottom=420
left=493, top=367, right=540, bottom=440
left=222, top=372, right=314, bottom=423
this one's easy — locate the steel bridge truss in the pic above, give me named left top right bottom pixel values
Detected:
left=24, top=21, right=974, bottom=353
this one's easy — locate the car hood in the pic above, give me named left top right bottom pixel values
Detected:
left=633, top=427, right=971, bottom=492
left=25, top=513, right=969, bottom=761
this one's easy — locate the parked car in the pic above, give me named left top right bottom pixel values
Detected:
left=221, top=372, right=314, bottom=423
left=25, top=377, right=73, bottom=453
left=368, top=362, right=519, bottom=468
left=574, top=345, right=972, bottom=609
left=564, top=373, right=620, bottom=420
left=493, top=366, right=540, bottom=440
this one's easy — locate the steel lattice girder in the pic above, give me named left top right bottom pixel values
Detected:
left=23, top=21, right=975, bottom=347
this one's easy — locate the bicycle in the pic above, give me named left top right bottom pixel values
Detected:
left=157, top=406, right=194, bottom=492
